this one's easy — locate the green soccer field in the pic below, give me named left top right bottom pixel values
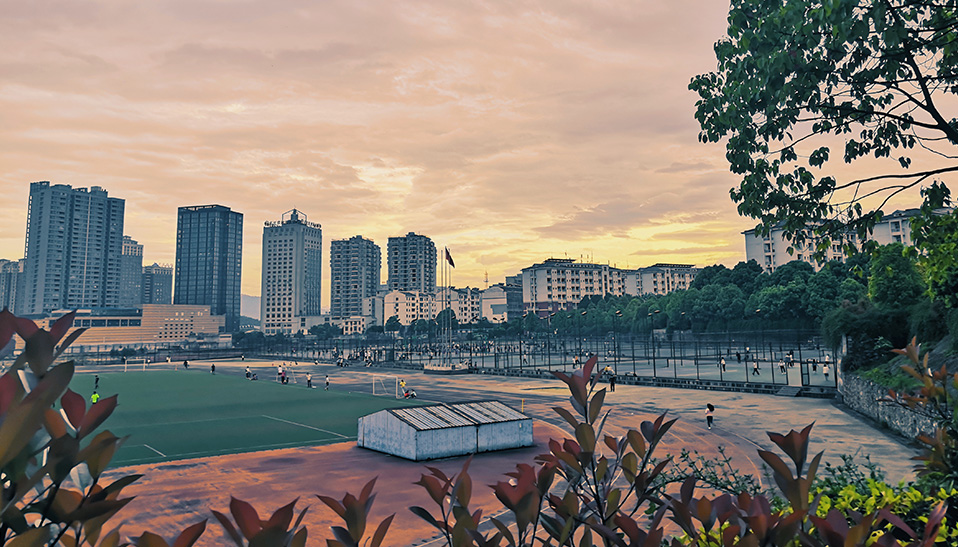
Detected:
left=69, top=370, right=419, bottom=467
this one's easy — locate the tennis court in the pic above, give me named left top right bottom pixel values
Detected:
left=70, top=369, right=419, bottom=467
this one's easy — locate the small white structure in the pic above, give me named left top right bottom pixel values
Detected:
left=357, top=401, right=533, bottom=461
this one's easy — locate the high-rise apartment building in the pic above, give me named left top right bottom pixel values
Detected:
left=330, top=235, right=381, bottom=319
left=119, top=236, right=143, bottom=309
left=387, top=232, right=436, bottom=293
left=260, top=210, right=322, bottom=335
left=0, top=259, right=24, bottom=314
left=20, top=182, right=125, bottom=315
left=141, top=263, right=173, bottom=305
left=174, top=205, right=243, bottom=331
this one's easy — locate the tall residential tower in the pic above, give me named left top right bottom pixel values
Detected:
left=386, top=232, right=436, bottom=293
left=174, top=205, right=243, bottom=331
left=119, top=235, right=143, bottom=309
left=260, top=210, right=322, bottom=335
left=330, top=235, right=381, bottom=319
left=141, top=263, right=173, bottom=305
left=21, top=182, right=125, bottom=315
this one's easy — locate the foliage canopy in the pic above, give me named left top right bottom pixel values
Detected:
left=691, top=0, right=958, bottom=271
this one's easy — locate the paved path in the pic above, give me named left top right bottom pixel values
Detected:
left=104, top=358, right=919, bottom=546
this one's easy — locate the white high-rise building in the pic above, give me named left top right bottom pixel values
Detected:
left=21, top=182, right=126, bottom=315
left=260, top=210, right=322, bottom=335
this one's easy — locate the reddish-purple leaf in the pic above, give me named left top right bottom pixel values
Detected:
left=264, top=498, right=297, bottom=530
left=211, top=510, right=244, bottom=547
left=49, top=311, right=76, bottom=345
left=61, top=389, right=86, bottom=431
left=369, top=514, right=394, bottom=547
left=80, top=394, right=118, bottom=437
left=229, top=497, right=263, bottom=539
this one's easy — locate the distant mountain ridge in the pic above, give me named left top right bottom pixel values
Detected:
left=241, top=294, right=260, bottom=320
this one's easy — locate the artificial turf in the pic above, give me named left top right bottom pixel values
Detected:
left=68, top=370, right=419, bottom=467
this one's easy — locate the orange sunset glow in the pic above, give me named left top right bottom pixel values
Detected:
left=3, top=1, right=777, bottom=302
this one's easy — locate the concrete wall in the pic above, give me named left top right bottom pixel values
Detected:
left=357, top=412, right=417, bottom=460
left=417, top=426, right=477, bottom=460
left=477, top=419, right=533, bottom=452
left=840, top=374, right=936, bottom=439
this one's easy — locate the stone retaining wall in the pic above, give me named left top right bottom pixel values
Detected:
left=840, top=374, right=936, bottom=439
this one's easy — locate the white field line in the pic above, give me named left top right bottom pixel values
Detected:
left=142, top=444, right=166, bottom=457
left=261, top=414, right=348, bottom=438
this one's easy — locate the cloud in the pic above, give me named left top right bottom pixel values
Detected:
left=0, top=0, right=750, bottom=298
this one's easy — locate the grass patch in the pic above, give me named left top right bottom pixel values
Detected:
left=71, top=370, right=420, bottom=467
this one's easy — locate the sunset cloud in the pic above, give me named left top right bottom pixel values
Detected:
left=2, top=0, right=765, bottom=301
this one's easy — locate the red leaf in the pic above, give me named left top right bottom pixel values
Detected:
left=265, top=498, right=297, bottom=530
left=0, top=372, right=23, bottom=415
left=80, top=394, right=118, bottom=437
left=172, top=520, right=207, bottom=547
left=61, top=389, right=86, bottom=430
left=0, top=309, right=16, bottom=350
left=49, top=311, right=76, bottom=345
left=229, top=497, right=263, bottom=539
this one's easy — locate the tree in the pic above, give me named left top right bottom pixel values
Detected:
left=868, top=243, right=927, bottom=308
left=434, top=308, right=459, bottom=332
left=691, top=0, right=958, bottom=266
left=384, top=315, right=402, bottom=333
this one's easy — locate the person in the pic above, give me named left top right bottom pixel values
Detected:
left=400, top=378, right=406, bottom=389
left=325, top=375, right=329, bottom=391
left=823, top=363, right=830, bottom=382
left=251, top=373, right=258, bottom=380
left=183, top=360, right=189, bottom=369
left=245, top=366, right=251, bottom=380
left=94, top=375, right=100, bottom=389
left=736, top=351, right=742, bottom=363
left=779, top=359, right=786, bottom=374
left=706, top=403, right=715, bottom=429
left=91, top=391, right=100, bottom=404
left=752, top=359, right=760, bottom=375
left=210, top=363, right=215, bottom=374
left=609, top=374, right=616, bottom=392
left=307, top=372, right=312, bottom=388
left=719, top=357, right=726, bottom=371
left=281, top=369, right=287, bottom=384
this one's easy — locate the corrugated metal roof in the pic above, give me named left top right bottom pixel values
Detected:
left=389, top=400, right=529, bottom=431
left=451, top=401, right=528, bottom=424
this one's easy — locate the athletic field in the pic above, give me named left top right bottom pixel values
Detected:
left=69, top=370, right=419, bottom=467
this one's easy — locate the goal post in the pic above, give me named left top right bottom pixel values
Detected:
left=371, top=375, right=401, bottom=399
left=123, top=357, right=150, bottom=372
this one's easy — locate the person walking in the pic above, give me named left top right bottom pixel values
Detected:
left=210, top=363, right=215, bottom=374
left=325, top=375, right=329, bottom=391
left=705, top=403, right=715, bottom=429
left=720, top=357, right=726, bottom=372
left=609, top=374, right=616, bottom=392
left=752, top=359, right=760, bottom=376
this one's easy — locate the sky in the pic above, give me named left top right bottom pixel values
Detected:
left=0, top=1, right=798, bottom=302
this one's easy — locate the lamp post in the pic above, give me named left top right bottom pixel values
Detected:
left=520, top=312, right=528, bottom=372
left=613, top=310, right=622, bottom=375
left=548, top=312, right=556, bottom=370
left=647, top=312, right=655, bottom=376
left=579, top=310, right=588, bottom=363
